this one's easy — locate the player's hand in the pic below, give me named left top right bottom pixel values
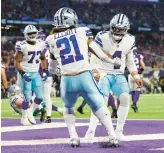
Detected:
left=92, top=69, right=100, bottom=82
left=113, top=57, right=121, bottom=66
left=23, top=73, right=32, bottom=82
left=135, top=79, right=143, bottom=88
left=42, top=69, right=49, bottom=81
left=42, top=72, right=48, bottom=81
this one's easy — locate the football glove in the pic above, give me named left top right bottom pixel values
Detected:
left=19, top=71, right=31, bottom=82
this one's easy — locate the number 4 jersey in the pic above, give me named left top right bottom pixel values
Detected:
left=93, top=31, right=136, bottom=74
left=15, top=40, right=46, bottom=72
left=45, top=27, right=93, bottom=75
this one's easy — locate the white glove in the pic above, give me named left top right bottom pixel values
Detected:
left=113, top=57, right=121, bottom=66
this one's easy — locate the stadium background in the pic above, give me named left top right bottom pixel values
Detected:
left=1, top=1, right=164, bottom=153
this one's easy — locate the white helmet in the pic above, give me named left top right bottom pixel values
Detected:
left=53, top=7, right=78, bottom=29
left=23, top=25, right=38, bottom=42
left=110, top=14, right=130, bottom=41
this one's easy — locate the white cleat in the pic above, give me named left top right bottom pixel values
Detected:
left=28, top=114, right=36, bottom=124
left=57, top=108, right=64, bottom=115
left=115, top=130, right=124, bottom=141
left=21, top=117, right=31, bottom=126
left=27, top=109, right=36, bottom=124
left=84, top=130, right=95, bottom=144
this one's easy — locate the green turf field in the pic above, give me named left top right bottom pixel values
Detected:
left=1, top=94, right=164, bottom=119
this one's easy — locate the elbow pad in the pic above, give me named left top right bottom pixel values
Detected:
left=48, top=59, right=58, bottom=74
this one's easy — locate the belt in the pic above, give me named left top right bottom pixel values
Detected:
left=63, top=70, right=88, bottom=76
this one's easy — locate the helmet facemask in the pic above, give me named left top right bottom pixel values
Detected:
left=25, top=32, right=38, bottom=42
left=111, top=26, right=128, bottom=41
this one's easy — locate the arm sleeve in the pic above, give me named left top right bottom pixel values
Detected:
left=15, top=41, right=23, bottom=53
left=89, top=41, right=114, bottom=64
left=85, top=27, right=94, bottom=39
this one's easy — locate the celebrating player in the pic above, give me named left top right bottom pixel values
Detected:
left=128, top=50, right=145, bottom=112
left=14, top=25, right=48, bottom=126
left=46, top=7, right=122, bottom=148
left=85, top=13, right=143, bottom=141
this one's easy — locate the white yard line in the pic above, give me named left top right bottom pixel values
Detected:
left=1, top=133, right=164, bottom=146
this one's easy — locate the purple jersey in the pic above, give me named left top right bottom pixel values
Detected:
left=133, top=53, right=143, bottom=74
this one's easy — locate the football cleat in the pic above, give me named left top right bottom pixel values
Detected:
left=84, top=130, right=95, bottom=144
left=115, top=130, right=124, bottom=141
left=27, top=109, right=36, bottom=124
left=111, top=109, right=118, bottom=118
left=71, top=138, right=80, bottom=148
left=21, top=117, right=32, bottom=126
left=57, top=108, right=63, bottom=115
left=99, top=138, right=120, bottom=148
left=40, top=108, right=46, bottom=122
left=77, top=107, right=84, bottom=114
left=131, top=104, right=138, bottom=113
left=46, top=116, right=51, bottom=123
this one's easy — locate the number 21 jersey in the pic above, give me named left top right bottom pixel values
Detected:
left=15, top=40, right=46, bottom=72
left=45, top=27, right=93, bottom=75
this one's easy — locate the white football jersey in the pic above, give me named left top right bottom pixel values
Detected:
left=45, top=27, right=93, bottom=75
left=93, top=31, right=136, bottom=74
left=15, top=39, right=46, bottom=72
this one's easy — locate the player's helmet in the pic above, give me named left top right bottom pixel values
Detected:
left=110, top=14, right=130, bottom=41
left=53, top=7, right=78, bottom=29
left=23, top=25, right=38, bottom=42
left=9, top=85, right=21, bottom=96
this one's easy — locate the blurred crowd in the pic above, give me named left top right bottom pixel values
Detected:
left=1, top=32, right=164, bottom=70
left=2, top=0, right=164, bottom=27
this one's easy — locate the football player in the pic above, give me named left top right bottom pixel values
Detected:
left=46, top=7, right=121, bottom=147
left=128, top=50, right=145, bottom=112
left=14, top=25, right=48, bottom=126
left=85, top=14, right=143, bottom=141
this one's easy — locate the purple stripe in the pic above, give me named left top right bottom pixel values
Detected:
left=94, top=39, right=103, bottom=48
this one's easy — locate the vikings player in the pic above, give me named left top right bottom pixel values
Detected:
left=128, top=50, right=145, bottom=112
left=46, top=7, right=121, bottom=147
left=85, top=14, right=143, bottom=141
left=14, top=25, right=48, bottom=126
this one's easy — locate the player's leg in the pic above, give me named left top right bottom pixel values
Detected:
left=108, top=94, right=117, bottom=118
left=81, top=72, right=118, bottom=147
left=19, top=75, right=32, bottom=126
left=52, top=104, right=63, bottom=115
left=128, top=74, right=140, bottom=112
left=112, top=74, right=130, bottom=140
left=43, top=77, right=53, bottom=122
left=32, top=73, right=45, bottom=122
left=77, top=99, right=87, bottom=114
left=60, top=75, right=80, bottom=147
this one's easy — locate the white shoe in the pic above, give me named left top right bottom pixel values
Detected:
left=21, top=117, right=31, bottom=126
left=85, top=130, right=95, bottom=143
left=57, top=108, right=63, bottom=115
left=27, top=109, right=36, bottom=124
left=115, top=130, right=124, bottom=141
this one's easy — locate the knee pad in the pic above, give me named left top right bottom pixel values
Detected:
left=119, top=93, right=129, bottom=107
left=34, top=97, right=43, bottom=105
